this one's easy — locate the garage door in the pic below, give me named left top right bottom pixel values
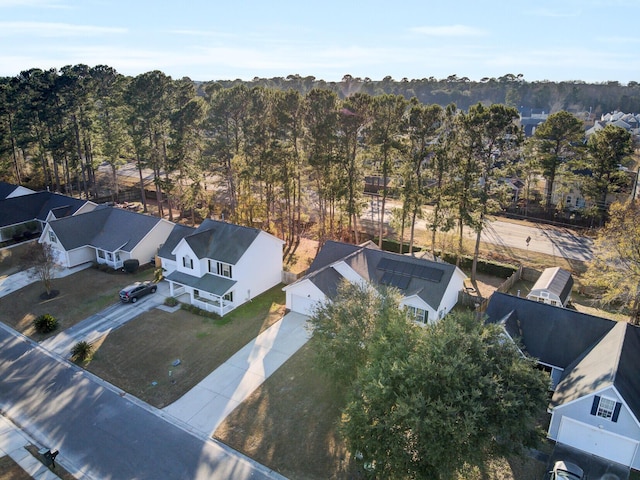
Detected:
left=290, top=294, right=319, bottom=316
left=557, top=417, right=638, bottom=466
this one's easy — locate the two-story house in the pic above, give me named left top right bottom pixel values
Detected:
left=161, top=220, right=284, bottom=317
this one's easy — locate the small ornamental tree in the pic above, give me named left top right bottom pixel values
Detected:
left=22, top=242, right=59, bottom=298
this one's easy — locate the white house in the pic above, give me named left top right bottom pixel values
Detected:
left=526, top=266, right=574, bottom=307
left=162, top=219, right=284, bottom=317
left=40, top=205, right=174, bottom=269
left=486, top=293, right=640, bottom=469
left=283, top=240, right=467, bottom=323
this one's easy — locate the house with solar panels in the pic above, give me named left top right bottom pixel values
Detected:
left=283, top=240, right=467, bottom=323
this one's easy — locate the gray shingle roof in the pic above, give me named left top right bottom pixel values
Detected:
left=165, top=270, right=236, bottom=295
left=183, top=219, right=261, bottom=264
left=485, top=292, right=640, bottom=419
left=550, top=321, right=640, bottom=421
left=157, top=224, right=196, bottom=261
left=0, top=182, right=18, bottom=200
left=299, top=241, right=461, bottom=310
left=48, top=205, right=162, bottom=252
left=0, top=191, right=89, bottom=228
left=485, top=292, right=614, bottom=369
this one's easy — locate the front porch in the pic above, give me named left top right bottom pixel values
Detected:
left=168, top=282, right=235, bottom=317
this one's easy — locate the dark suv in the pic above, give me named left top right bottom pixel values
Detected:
left=119, top=281, right=157, bottom=303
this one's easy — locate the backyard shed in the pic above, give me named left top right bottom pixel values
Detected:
left=526, top=266, right=573, bottom=307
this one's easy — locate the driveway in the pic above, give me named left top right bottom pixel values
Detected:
left=40, top=281, right=171, bottom=357
left=162, top=311, right=311, bottom=436
left=548, top=443, right=630, bottom=480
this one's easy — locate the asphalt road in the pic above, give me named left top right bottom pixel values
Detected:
left=363, top=199, right=594, bottom=262
left=0, top=324, right=284, bottom=480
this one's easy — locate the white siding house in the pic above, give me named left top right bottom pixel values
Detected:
left=163, top=220, right=284, bottom=317
left=284, top=241, right=466, bottom=323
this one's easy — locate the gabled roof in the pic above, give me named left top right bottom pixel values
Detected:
left=48, top=205, right=162, bottom=252
left=529, top=266, right=574, bottom=303
left=292, top=240, right=464, bottom=310
left=485, top=292, right=615, bottom=369
left=157, top=224, right=196, bottom=261
left=551, top=321, right=640, bottom=420
left=182, top=219, right=266, bottom=264
left=0, top=191, right=89, bottom=228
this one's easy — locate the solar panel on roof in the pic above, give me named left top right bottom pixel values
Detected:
left=377, top=256, right=444, bottom=283
left=380, top=271, right=411, bottom=290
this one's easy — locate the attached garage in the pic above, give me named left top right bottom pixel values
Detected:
left=557, top=417, right=639, bottom=466
left=290, top=294, right=321, bottom=316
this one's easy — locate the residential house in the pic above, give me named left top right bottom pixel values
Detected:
left=40, top=205, right=174, bottom=269
left=526, top=267, right=573, bottom=307
left=0, top=191, right=96, bottom=244
left=485, top=292, right=640, bottom=469
left=162, top=219, right=284, bottom=317
left=283, top=240, right=467, bottom=322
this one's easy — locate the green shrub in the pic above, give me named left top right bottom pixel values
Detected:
left=164, top=297, right=178, bottom=307
left=180, top=303, right=220, bottom=319
left=441, top=252, right=518, bottom=278
left=71, top=341, right=93, bottom=362
left=33, top=314, right=58, bottom=334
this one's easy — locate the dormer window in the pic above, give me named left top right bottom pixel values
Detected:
left=183, top=255, right=193, bottom=269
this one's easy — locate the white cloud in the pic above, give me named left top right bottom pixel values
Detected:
left=0, top=21, right=126, bottom=36
left=410, top=25, right=487, bottom=37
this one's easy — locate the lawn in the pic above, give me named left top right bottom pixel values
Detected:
left=0, top=266, right=153, bottom=340
left=214, top=338, right=550, bottom=480
left=84, top=284, right=287, bottom=408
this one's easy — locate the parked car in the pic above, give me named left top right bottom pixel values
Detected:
left=119, top=281, right=157, bottom=303
left=549, top=461, right=584, bottom=480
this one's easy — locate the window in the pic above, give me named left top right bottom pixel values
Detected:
left=183, top=256, right=193, bottom=269
left=406, top=306, right=426, bottom=323
left=48, top=231, right=57, bottom=243
left=217, top=262, right=232, bottom=278
left=590, top=395, right=621, bottom=422
left=107, top=252, right=113, bottom=261
left=97, top=250, right=105, bottom=259
left=223, top=291, right=233, bottom=302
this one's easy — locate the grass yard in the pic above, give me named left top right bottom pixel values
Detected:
left=214, top=338, right=549, bottom=480
left=84, top=284, right=286, bottom=408
left=0, top=266, right=153, bottom=340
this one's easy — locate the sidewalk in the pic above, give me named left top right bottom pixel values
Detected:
left=0, top=416, right=60, bottom=480
left=162, top=311, right=311, bottom=436
left=0, top=262, right=91, bottom=299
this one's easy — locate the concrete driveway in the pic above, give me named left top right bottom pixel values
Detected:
left=162, top=311, right=311, bottom=436
left=548, top=443, right=630, bottom=480
left=40, top=281, right=171, bottom=357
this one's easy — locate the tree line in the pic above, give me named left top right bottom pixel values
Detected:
left=0, top=66, right=635, bottom=281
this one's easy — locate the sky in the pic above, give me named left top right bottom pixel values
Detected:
left=1, top=0, right=640, bottom=84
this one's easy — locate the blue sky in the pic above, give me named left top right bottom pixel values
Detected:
left=1, top=0, right=639, bottom=83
